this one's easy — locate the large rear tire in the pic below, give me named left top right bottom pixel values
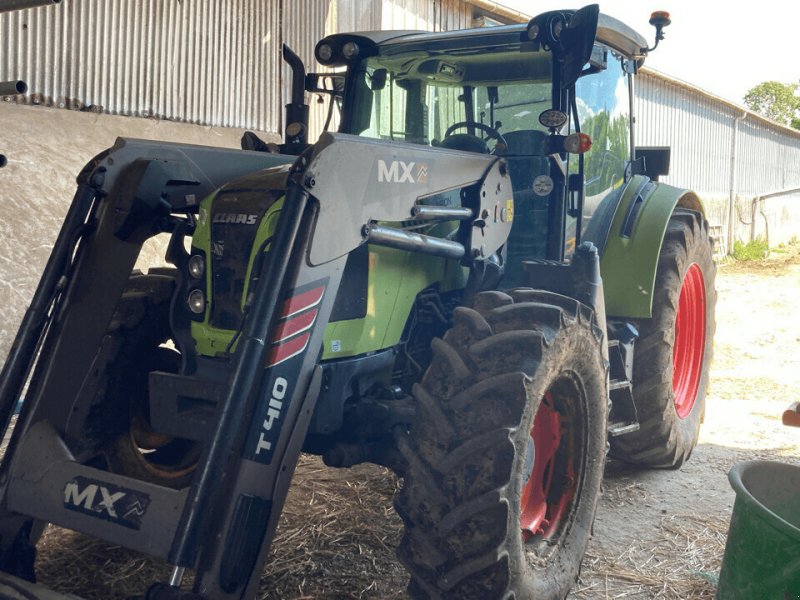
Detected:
left=610, top=208, right=717, bottom=468
left=394, top=289, right=608, bottom=599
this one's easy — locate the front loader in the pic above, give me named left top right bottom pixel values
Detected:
left=0, top=5, right=715, bottom=599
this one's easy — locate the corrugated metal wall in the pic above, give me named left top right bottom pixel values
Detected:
left=377, top=0, right=472, bottom=30
left=0, top=0, right=472, bottom=135
left=1, top=0, right=284, bottom=131
left=636, top=69, right=800, bottom=247
left=435, top=0, right=473, bottom=30
left=331, top=0, right=382, bottom=31
left=382, top=0, right=434, bottom=29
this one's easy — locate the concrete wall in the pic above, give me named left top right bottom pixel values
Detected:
left=0, top=103, right=279, bottom=362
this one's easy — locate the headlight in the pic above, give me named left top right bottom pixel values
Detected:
left=188, top=289, right=206, bottom=314
left=188, top=255, right=205, bottom=279
left=538, top=109, right=568, bottom=130
left=316, top=43, right=334, bottom=63
left=342, top=41, right=359, bottom=60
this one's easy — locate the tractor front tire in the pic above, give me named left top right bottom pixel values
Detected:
left=610, top=208, right=717, bottom=468
left=394, top=289, right=608, bottom=599
left=94, top=273, right=200, bottom=489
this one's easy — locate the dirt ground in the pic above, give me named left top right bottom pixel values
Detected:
left=28, top=244, right=800, bottom=599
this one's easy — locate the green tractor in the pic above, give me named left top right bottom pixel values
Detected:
left=0, top=5, right=715, bottom=599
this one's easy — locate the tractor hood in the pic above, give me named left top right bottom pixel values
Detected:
left=193, top=162, right=293, bottom=335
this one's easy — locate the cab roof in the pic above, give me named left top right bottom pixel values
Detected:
left=319, top=13, right=649, bottom=65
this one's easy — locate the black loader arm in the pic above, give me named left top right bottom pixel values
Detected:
left=0, top=138, right=291, bottom=471
left=0, top=138, right=291, bottom=586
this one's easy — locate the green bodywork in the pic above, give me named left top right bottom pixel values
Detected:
left=186, top=18, right=707, bottom=358
left=322, top=246, right=466, bottom=360
left=190, top=180, right=465, bottom=360
left=599, top=175, right=705, bottom=319
left=190, top=191, right=286, bottom=356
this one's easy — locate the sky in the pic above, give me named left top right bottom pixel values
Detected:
left=499, top=0, right=799, bottom=106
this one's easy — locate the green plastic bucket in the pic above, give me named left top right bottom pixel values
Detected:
left=717, top=461, right=800, bottom=599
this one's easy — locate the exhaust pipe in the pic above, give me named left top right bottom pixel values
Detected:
left=282, top=44, right=309, bottom=150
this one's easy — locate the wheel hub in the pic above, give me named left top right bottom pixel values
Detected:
left=520, top=392, right=575, bottom=541
left=673, top=262, right=706, bottom=419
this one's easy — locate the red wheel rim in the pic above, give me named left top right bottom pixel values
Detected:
left=673, top=262, right=706, bottom=419
left=520, top=392, right=575, bottom=541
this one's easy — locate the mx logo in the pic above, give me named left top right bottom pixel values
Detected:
left=377, top=159, right=429, bottom=184
left=63, top=476, right=151, bottom=530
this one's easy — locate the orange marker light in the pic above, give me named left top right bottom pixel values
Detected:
left=649, top=11, right=671, bottom=27
left=564, top=132, right=593, bottom=154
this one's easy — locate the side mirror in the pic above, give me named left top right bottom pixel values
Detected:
left=370, top=68, right=388, bottom=91
left=634, top=146, right=671, bottom=181
left=306, top=73, right=345, bottom=97
left=561, top=4, right=599, bottom=89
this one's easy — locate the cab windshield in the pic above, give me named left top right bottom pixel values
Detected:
left=343, top=42, right=554, bottom=149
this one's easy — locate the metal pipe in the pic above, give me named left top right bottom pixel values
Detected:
left=466, top=0, right=529, bottom=24
left=627, top=67, right=636, bottom=170
left=727, top=111, right=746, bottom=255
left=168, top=566, right=186, bottom=588
left=0, top=80, right=27, bottom=95
left=282, top=44, right=305, bottom=107
left=748, top=186, right=800, bottom=202
left=282, top=44, right=309, bottom=147
left=748, top=185, right=800, bottom=246
left=411, top=206, right=473, bottom=221
left=0, top=0, right=60, bottom=13
left=363, top=224, right=465, bottom=260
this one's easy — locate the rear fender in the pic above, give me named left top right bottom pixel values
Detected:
left=589, top=175, right=704, bottom=319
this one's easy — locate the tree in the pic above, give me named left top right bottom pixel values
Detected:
left=743, top=81, right=800, bottom=128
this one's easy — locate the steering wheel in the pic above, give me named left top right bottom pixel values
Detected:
left=443, top=121, right=508, bottom=154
